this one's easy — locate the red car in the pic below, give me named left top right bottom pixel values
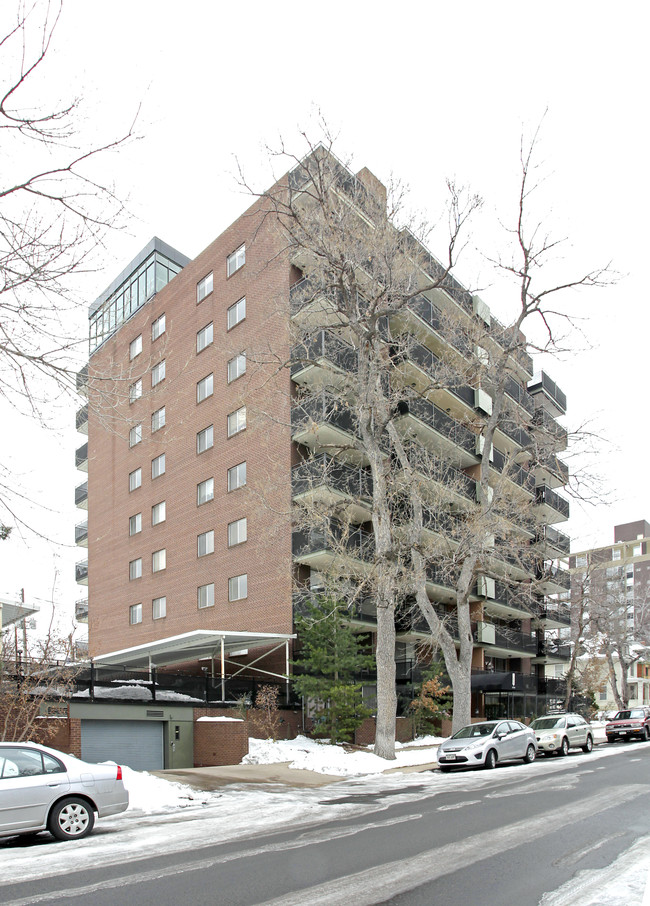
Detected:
left=606, top=707, right=650, bottom=743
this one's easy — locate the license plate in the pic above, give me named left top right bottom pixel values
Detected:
left=446, top=754, right=457, bottom=760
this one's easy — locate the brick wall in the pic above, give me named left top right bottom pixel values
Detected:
left=354, top=717, right=415, bottom=747
left=193, top=715, right=249, bottom=767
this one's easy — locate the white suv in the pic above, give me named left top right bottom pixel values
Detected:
left=530, top=713, right=594, bottom=756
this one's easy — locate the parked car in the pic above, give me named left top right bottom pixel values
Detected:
left=530, top=713, right=594, bottom=756
left=605, top=708, right=650, bottom=743
left=0, top=741, right=128, bottom=841
left=437, top=720, right=537, bottom=772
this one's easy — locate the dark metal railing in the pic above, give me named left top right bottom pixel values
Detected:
left=75, top=482, right=88, bottom=506
left=402, top=397, right=477, bottom=457
left=536, top=486, right=570, bottom=520
left=528, top=371, right=567, bottom=414
left=291, top=330, right=358, bottom=377
left=75, top=522, right=88, bottom=545
left=76, top=404, right=88, bottom=432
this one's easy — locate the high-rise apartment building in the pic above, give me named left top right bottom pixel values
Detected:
left=74, top=150, right=571, bottom=722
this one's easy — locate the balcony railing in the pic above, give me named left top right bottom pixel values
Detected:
left=537, top=563, right=571, bottom=590
left=528, top=371, right=567, bottom=414
left=292, top=520, right=375, bottom=563
left=75, top=442, right=88, bottom=470
left=76, top=404, right=88, bottom=433
left=75, top=481, right=88, bottom=508
left=75, top=598, right=89, bottom=623
left=471, top=669, right=539, bottom=693
left=536, top=486, right=570, bottom=520
left=75, top=522, right=88, bottom=545
left=532, top=409, right=568, bottom=448
left=491, top=447, right=536, bottom=493
left=291, top=330, right=358, bottom=377
left=401, top=397, right=477, bottom=458
left=539, top=525, right=571, bottom=557
left=399, top=340, right=476, bottom=410
left=292, top=393, right=357, bottom=438
left=504, top=375, right=535, bottom=415
left=537, top=639, right=572, bottom=660
left=76, top=364, right=88, bottom=396
left=291, top=454, right=373, bottom=503
left=535, top=600, right=571, bottom=625
left=75, top=560, right=88, bottom=584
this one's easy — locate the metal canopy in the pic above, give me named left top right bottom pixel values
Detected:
left=92, top=629, right=296, bottom=670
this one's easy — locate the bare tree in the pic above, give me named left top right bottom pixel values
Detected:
left=0, top=0, right=135, bottom=533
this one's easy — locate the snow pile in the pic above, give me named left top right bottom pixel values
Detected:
left=120, top=765, right=212, bottom=810
left=242, top=734, right=440, bottom=776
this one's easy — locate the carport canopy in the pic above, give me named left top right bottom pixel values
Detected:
left=91, top=629, right=296, bottom=700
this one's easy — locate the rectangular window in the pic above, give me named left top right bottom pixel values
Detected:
left=130, top=335, right=142, bottom=360
left=227, top=461, right=246, bottom=491
left=129, top=424, right=142, bottom=447
left=227, top=297, right=246, bottom=330
left=152, top=501, right=166, bottom=525
left=227, top=353, right=246, bottom=383
left=633, top=544, right=642, bottom=557
left=197, top=272, right=214, bottom=303
left=129, top=513, right=142, bottom=536
left=129, top=379, right=142, bottom=403
left=197, top=478, right=214, bottom=505
left=151, top=406, right=166, bottom=432
left=228, top=517, right=247, bottom=547
left=152, top=453, right=166, bottom=479
left=227, top=245, right=245, bottom=277
left=152, top=596, right=166, bottom=620
left=152, top=314, right=166, bottom=341
left=151, top=360, right=166, bottom=387
left=129, top=468, right=142, bottom=492
left=613, top=549, right=622, bottom=561
left=197, top=374, right=214, bottom=403
left=129, top=603, right=142, bottom=625
left=152, top=548, right=166, bottom=572
left=129, top=558, right=142, bottom=580
left=575, top=555, right=587, bottom=568
left=197, top=425, right=214, bottom=454
left=197, top=322, right=213, bottom=353
left=198, top=530, right=215, bottom=557
left=228, top=574, right=247, bottom=602
left=198, top=582, right=215, bottom=609
left=227, top=406, right=246, bottom=437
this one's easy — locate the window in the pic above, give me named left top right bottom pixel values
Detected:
left=228, top=517, right=247, bottom=547
left=197, top=272, right=214, bottom=303
left=129, top=468, right=142, bottom=492
left=129, top=424, right=142, bottom=447
left=197, top=322, right=213, bottom=353
left=129, top=513, right=142, bottom=536
left=613, top=549, right=622, bottom=561
left=633, top=544, right=642, bottom=557
left=152, top=453, right=166, bottom=479
left=197, top=425, right=214, bottom=454
left=152, top=501, right=166, bottom=525
left=152, top=549, right=166, bottom=572
left=152, top=314, right=166, bottom=341
left=227, top=245, right=245, bottom=277
left=197, top=478, right=214, bottom=505
left=198, top=530, right=215, bottom=557
left=151, top=406, right=166, bottom=432
left=151, top=360, right=166, bottom=387
left=228, top=574, right=247, bottom=602
left=130, top=335, right=142, bottom=360
left=227, top=297, right=246, bottom=330
left=129, top=603, right=142, bottom=625
left=227, top=353, right=246, bottom=383
left=129, top=558, right=142, bottom=580
left=227, top=461, right=246, bottom=491
left=198, top=583, right=214, bottom=609
left=153, top=596, right=166, bottom=620
left=575, top=554, right=587, bottom=568
left=227, top=406, right=246, bottom=437
left=129, top=379, right=142, bottom=403
left=197, top=374, right=214, bottom=403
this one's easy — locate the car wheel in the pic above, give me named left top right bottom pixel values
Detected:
left=47, top=798, right=95, bottom=841
left=607, top=737, right=616, bottom=744
left=439, top=766, right=452, bottom=773
left=559, top=737, right=569, bottom=757
left=582, top=735, right=593, bottom=753
left=645, top=727, right=650, bottom=741
left=524, top=744, right=536, bottom=764
left=484, top=748, right=497, bottom=770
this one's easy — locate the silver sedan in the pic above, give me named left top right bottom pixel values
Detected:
left=437, top=719, right=538, bottom=772
left=0, top=741, right=129, bottom=841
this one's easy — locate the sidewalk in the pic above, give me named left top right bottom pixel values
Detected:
left=152, top=748, right=440, bottom=790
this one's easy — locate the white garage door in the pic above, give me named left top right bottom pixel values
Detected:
left=81, top=719, right=164, bottom=771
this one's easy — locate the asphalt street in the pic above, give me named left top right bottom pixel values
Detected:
left=0, top=743, right=648, bottom=905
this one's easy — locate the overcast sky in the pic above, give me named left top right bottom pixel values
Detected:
left=1, top=0, right=648, bottom=630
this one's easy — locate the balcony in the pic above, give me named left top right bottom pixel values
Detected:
left=393, top=340, right=477, bottom=415
left=531, top=409, right=568, bottom=452
left=75, top=481, right=88, bottom=510
left=75, top=442, right=88, bottom=472
left=529, top=452, right=569, bottom=491
left=504, top=375, right=535, bottom=415
left=292, top=393, right=358, bottom=458
left=292, top=455, right=372, bottom=522
left=75, top=560, right=88, bottom=585
left=396, top=397, right=478, bottom=468
left=528, top=371, right=567, bottom=416
left=76, top=364, right=88, bottom=397
left=292, top=521, right=374, bottom=575
left=491, top=447, right=536, bottom=495
left=536, top=563, right=571, bottom=595
left=76, top=404, right=88, bottom=435
left=535, top=486, right=570, bottom=524
left=534, top=599, right=571, bottom=629
left=75, top=598, right=89, bottom=623
left=471, top=669, right=540, bottom=694
left=291, top=330, right=357, bottom=386
left=476, top=624, right=538, bottom=657
left=535, top=525, right=571, bottom=558
left=75, top=521, right=88, bottom=547
left=482, top=581, right=537, bottom=620
left=533, top=639, right=572, bottom=663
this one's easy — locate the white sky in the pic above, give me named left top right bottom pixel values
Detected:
left=1, top=0, right=649, bottom=629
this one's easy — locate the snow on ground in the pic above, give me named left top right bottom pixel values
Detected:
left=121, top=765, right=209, bottom=811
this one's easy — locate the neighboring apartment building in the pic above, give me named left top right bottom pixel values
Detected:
left=74, top=149, right=571, bottom=727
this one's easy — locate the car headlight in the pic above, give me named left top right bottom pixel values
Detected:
left=464, top=740, right=485, bottom=750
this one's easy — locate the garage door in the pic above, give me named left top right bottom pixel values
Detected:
left=81, top=720, right=164, bottom=771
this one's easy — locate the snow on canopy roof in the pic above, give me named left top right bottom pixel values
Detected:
left=91, top=630, right=296, bottom=669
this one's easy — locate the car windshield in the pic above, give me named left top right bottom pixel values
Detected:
left=531, top=717, right=566, bottom=730
left=451, top=723, right=496, bottom=740
left=614, top=709, right=645, bottom=720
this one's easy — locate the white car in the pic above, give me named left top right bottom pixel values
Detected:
left=437, top=720, right=537, bottom=772
left=530, top=713, right=594, bottom=756
left=0, top=741, right=128, bottom=841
